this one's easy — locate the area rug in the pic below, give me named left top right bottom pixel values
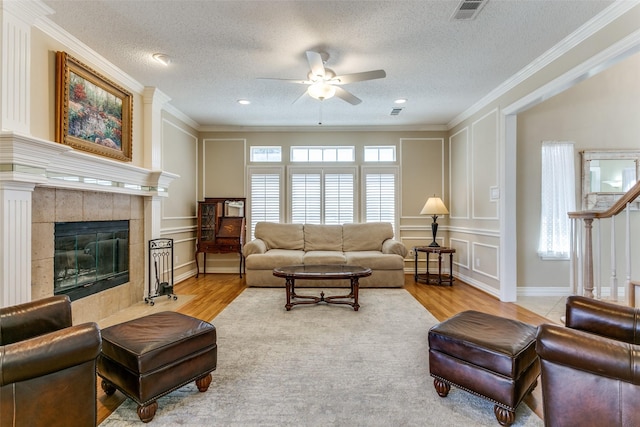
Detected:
left=100, top=288, right=543, bottom=426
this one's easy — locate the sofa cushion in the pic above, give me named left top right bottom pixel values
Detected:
left=244, top=249, right=304, bottom=269
left=343, top=223, right=393, bottom=252
left=255, top=222, right=304, bottom=250
left=382, top=239, right=408, bottom=257
left=345, top=251, right=405, bottom=270
left=303, top=224, right=343, bottom=251
left=303, top=251, right=347, bottom=265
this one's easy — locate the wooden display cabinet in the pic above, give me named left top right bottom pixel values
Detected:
left=195, top=198, right=246, bottom=277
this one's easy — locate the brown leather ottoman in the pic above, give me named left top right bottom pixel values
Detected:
left=428, top=310, right=540, bottom=426
left=97, top=311, right=217, bottom=423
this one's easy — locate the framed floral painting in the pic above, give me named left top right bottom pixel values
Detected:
left=55, top=51, right=132, bottom=162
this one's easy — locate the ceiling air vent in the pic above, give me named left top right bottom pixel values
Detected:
left=390, top=108, right=403, bottom=116
left=451, top=0, right=488, bottom=21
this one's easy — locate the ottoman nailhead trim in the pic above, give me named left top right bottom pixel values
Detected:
left=102, top=369, right=216, bottom=407
left=430, top=373, right=517, bottom=411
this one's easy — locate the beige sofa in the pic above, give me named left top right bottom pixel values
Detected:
left=243, top=222, right=408, bottom=287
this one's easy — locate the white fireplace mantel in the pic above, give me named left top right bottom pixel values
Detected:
left=0, top=131, right=179, bottom=195
left=0, top=131, right=179, bottom=307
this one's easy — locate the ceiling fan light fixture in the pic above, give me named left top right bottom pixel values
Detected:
left=308, top=81, right=336, bottom=101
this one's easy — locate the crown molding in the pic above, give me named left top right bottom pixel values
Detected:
left=33, top=16, right=144, bottom=94
left=198, top=124, right=448, bottom=133
left=163, top=104, right=201, bottom=130
left=447, top=1, right=640, bottom=129
left=2, top=0, right=53, bottom=25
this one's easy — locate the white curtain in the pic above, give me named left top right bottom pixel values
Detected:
left=538, top=141, right=575, bottom=259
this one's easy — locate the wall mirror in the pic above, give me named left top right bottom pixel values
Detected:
left=581, top=150, right=640, bottom=210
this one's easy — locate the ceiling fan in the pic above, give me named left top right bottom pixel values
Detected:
left=261, top=51, right=386, bottom=105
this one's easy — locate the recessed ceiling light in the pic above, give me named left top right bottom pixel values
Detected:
left=394, top=98, right=407, bottom=104
left=237, top=99, right=251, bottom=105
left=152, top=53, right=171, bottom=66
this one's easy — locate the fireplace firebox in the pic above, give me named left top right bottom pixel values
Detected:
left=54, top=220, right=129, bottom=301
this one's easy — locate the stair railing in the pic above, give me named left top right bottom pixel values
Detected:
left=568, top=180, right=640, bottom=303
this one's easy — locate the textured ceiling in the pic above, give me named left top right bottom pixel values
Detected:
left=41, top=0, right=615, bottom=129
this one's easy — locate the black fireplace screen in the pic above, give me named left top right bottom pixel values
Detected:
left=54, top=220, right=129, bottom=301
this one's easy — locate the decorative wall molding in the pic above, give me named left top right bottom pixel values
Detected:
left=0, top=183, right=33, bottom=306
left=449, top=127, right=469, bottom=219
left=471, top=109, right=499, bottom=220
left=449, top=237, right=470, bottom=269
left=160, top=227, right=197, bottom=238
left=472, top=241, right=500, bottom=280
left=1, top=0, right=53, bottom=133
left=447, top=225, right=500, bottom=238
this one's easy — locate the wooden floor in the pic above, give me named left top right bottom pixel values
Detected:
left=97, top=273, right=551, bottom=424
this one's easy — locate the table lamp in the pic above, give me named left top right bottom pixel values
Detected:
left=420, top=195, right=449, bottom=247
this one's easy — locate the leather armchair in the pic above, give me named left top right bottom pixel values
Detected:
left=535, top=296, right=640, bottom=427
left=0, top=295, right=102, bottom=427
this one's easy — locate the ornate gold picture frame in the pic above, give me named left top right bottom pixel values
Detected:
left=55, top=51, right=132, bottom=162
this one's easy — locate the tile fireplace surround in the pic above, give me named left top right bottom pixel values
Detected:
left=32, top=187, right=144, bottom=324
left=0, top=132, right=177, bottom=324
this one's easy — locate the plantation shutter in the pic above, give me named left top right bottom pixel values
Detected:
left=289, top=168, right=356, bottom=224
left=364, top=168, right=397, bottom=232
left=324, top=173, right=354, bottom=224
left=249, top=170, right=281, bottom=239
left=291, top=172, right=321, bottom=224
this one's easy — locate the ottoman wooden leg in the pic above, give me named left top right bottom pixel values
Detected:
left=433, top=378, right=450, bottom=397
left=101, top=379, right=117, bottom=396
left=137, top=401, right=158, bottom=423
left=195, top=372, right=213, bottom=392
left=494, top=405, right=515, bottom=427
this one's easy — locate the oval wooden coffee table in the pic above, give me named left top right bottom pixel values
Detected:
left=273, top=264, right=372, bottom=311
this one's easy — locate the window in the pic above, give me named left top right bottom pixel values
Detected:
left=364, top=146, right=396, bottom=162
left=362, top=166, right=398, bottom=232
left=291, top=146, right=354, bottom=162
left=248, top=167, right=283, bottom=239
left=289, top=167, right=355, bottom=224
left=290, top=172, right=321, bottom=223
left=250, top=146, right=281, bottom=162
left=247, top=161, right=398, bottom=232
left=324, top=173, right=355, bottom=224
left=538, top=141, right=575, bottom=259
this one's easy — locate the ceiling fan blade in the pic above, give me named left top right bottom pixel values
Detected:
left=332, top=70, right=386, bottom=84
left=292, top=89, right=309, bottom=104
left=306, top=51, right=326, bottom=79
left=334, top=86, right=362, bottom=105
left=257, top=77, right=312, bottom=84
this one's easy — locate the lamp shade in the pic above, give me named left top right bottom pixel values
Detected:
left=420, top=197, right=449, bottom=216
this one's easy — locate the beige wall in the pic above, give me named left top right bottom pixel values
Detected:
left=517, top=52, right=640, bottom=289
left=160, top=112, right=200, bottom=281
left=197, top=130, right=448, bottom=273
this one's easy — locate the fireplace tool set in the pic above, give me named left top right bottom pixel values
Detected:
left=146, top=238, right=177, bottom=305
